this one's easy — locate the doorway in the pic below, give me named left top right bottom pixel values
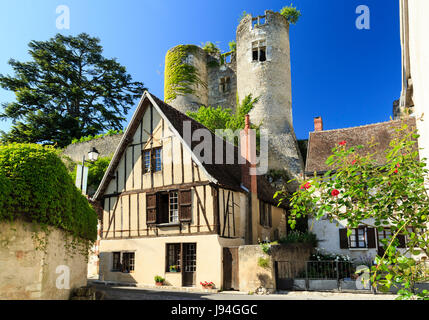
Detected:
left=223, top=247, right=239, bottom=290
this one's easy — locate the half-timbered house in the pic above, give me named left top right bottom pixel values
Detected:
left=93, top=91, right=286, bottom=289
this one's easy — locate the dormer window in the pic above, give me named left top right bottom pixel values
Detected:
left=252, top=40, right=266, bottom=62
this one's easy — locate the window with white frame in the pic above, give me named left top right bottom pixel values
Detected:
left=349, top=227, right=366, bottom=248
left=169, top=191, right=179, bottom=223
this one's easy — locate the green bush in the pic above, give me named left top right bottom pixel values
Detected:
left=70, top=156, right=112, bottom=192
left=154, top=275, right=165, bottom=283
left=278, top=231, right=318, bottom=247
left=0, top=143, right=98, bottom=242
left=258, top=257, right=270, bottom=269
left=0, top=173, right=10, bottom=217
left=280, top=4, right=301, bottom=24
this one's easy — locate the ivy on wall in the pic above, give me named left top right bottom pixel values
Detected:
left=71, top=129, right=123, bottom=144
left=0, top=143, right=98, bottom=254
left=164, top=45, right=207, bottom=103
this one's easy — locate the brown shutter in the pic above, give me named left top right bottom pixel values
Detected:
left=366, top=227, right=376, bottom=248
left=339, top=229, right=349, bottom=249
left=179, top=189, right=192, bottom=222
left=259, top=201, right=264, bottom=226
left=268, top=205, right=272, bottom=228
left=146, top=193, right=158, bottom=224
left=397, top=234, right=406, bottom=248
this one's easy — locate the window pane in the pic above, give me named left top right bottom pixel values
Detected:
left=154, top=148, right=162, bottom=172
left=169, top=191, right=179, bottom=222
left=144, top=150, right=151, bottom=173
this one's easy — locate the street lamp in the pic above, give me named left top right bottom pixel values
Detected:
left=88, top=147, right=100, bottom=161
left=78, top=147, right=100, bottom=194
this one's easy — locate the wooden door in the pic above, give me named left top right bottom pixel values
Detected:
left=223, top=247, right=239, bottom=290
left=182, top=243, right=196, bottom=286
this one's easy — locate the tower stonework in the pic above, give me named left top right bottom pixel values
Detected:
left=236, top=10, right=303, bottom=177
left=163, top=10, right=304, bottom=182
left=164, top=45, right=209, bottom=114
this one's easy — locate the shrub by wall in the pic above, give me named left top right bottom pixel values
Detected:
left=0, top=143, right=98, bottom=243
left=0, top=173, right=10, bottom=217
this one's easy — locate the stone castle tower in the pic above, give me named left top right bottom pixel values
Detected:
left=164, top=10, right=304, bottom=181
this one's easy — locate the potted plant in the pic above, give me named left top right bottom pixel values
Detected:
left=154, top=275, right=165, bottom=286
left=169, top=265, right=179, bottom=272
left=200, top=281, right=215, bottom=289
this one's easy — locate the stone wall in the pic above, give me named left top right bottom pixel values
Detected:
left=238, top=243, right=312, bottom=293
left=207, top=54, right=237, bottom=111
left=62, top=134, right=123, bottom=163
left=0, top=220, right=88, bottom=300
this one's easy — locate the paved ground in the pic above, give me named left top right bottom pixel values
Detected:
left=93, top=284, right=398, bottom=300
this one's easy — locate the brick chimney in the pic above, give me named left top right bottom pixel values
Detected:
left=240, top=115, right=257, bottom=194
left=314, top=116, right=323, bottom=131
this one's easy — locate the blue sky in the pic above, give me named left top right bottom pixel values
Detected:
left=0, top=0, right=401, bottom=140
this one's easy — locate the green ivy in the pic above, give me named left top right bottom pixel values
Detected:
left=0, top=143, right=98, bottom=249
left=71, top=129, right=123, bottom=144
left=70, top=156, right=112, bottom=192
left=164, top=45, right=207, bottom=102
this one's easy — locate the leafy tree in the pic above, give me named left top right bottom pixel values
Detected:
left=186, top=94, right=259, bottom=145
left=201, top=42, right=220, bottom=55
left=280, top=4, right=301, bottom=24
left=275, top=121, right=429, bottom=299
left=0, top=33, right=145, bottom=147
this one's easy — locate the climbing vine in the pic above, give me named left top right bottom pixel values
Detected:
left=0, top=143, right=98, bottom=257
left=164, top=45, right=207, bottom=102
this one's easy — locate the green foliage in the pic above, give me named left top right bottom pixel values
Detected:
left=0, top=173, right=10, bottom=216
left=228, top=40, right=237, bottom=52
left=280, top=4, right=301, bottom=24
left=278, top=231, right=318, bottom=247
left=164, top=45, right=207, bottom=102
left=0, top=143, right=98, bottom=246
left=201, top=42, right=220, bottom=55
left=186, top=94, right=260, bottom=146
left=71, top=129, right=123, bottom=144
left=154, top=275, right=165, bottom=283
left=70, top=156, right=112, bottom=192
left=276, top=121, right=429, bottom=299
left=0, top=33, right=145, bottom=147
left=258, top=257, right=271, bottom=269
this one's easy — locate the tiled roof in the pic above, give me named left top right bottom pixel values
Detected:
left=305, top=117, right=417, bottom=174
left=94, top=91, right=281, bottom=206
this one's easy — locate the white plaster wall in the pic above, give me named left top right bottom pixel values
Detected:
left=405, top=0, right=429, bottom=164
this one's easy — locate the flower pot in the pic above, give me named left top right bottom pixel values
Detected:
left=155, top=282, right=163, bottom=286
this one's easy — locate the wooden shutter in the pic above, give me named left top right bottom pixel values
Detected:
left=397, top=234, right=406, bottom=248
left=268, top=205, right=272, bottom=228
left=366, top=227, right=376, bottom=248
left=259, top=201, right=265, bottom=226
left=339, top=229, right=349, bottom=249
left=179, top=189, right=192, bottom=222
left=146, top=193, right=158, bottom=224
